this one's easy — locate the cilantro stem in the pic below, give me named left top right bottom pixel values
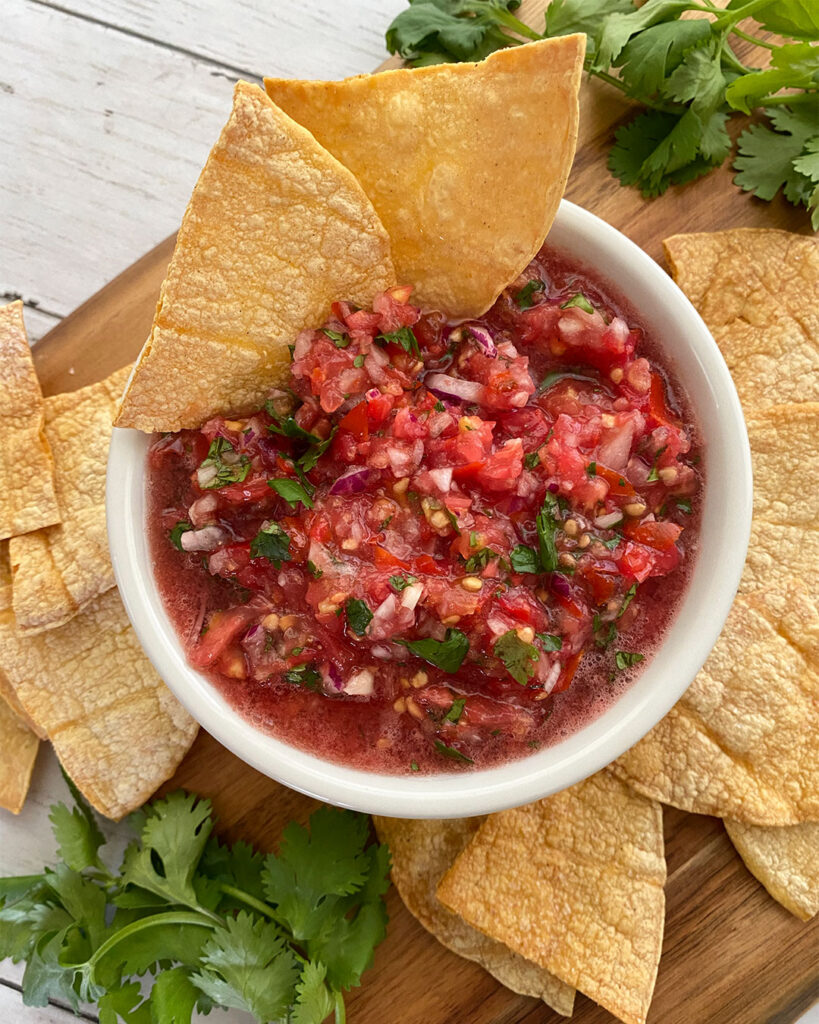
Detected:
left=730, top=25, right=775, bottom=50
left=711, top=0, right=772, bottom=29
left=334, top=991, right=347, bottom=1024
left=721, top=41, right=752, bottom=76
left=218, top=882, right=275, bottom=919
left=492, top=8, right=542, bottom=42
left=759, top=92, right=818, bottom=106
left=85, top=910, right=217, bottom=970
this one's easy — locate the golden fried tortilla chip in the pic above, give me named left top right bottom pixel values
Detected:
left=373, top=816, right=575, bottom=1016
left=613, top=585, right=819, bottom=825
left=266, top=36, right=585, bottom=319
left=9, top=366, right=131, bottom=634
left=437, top=772, right=665, bottom=1024
left=664, top=231, right=819, bottom=409
left=0, top=589, right=198, bottom=819
left=0, top=301, right=60, bottom=541
left=115, top=81, right=395, bottom=432
left=745, top=403, right=819, bottom=527
left=725, top=818, right=819, bottom=921
left=0, top=693, right=39, bottom=815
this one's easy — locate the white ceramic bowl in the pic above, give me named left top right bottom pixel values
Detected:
left=107, top=200, right=752, bottom=818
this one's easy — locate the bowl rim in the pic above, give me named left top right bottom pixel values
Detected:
left=107, top=199, right=753, bottom=818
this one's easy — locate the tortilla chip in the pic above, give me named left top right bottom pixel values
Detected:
left=725, top=818, right=819, bottom=921
left=663, top=230, right=819, bottom=409
left=0, top=588, right=198, bottom=819
left=739, top=520, right=819, bottom=598
left=436, top=772, right=665, bottom=1024
left=0, top=694, right=39, bottom=815
left=9, top=366, right=131, bottom=634
left=266, top=35, right=585, bottom=319
left=613, top=585, right=819, bottom=825
left=745, top=403, right=819, bottom=528
left=373, top=816, right=575, bottom=1015
left=115, top=81, right=395, bottom=433
left=0, top=301, right=60, bottom=540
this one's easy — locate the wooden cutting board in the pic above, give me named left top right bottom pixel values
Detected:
left=28, top=8, right=817, bottom=1023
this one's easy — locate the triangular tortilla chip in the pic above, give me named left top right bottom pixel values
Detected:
left=373, top=816, right=575, bottom=1016
left=613, top=584, right=819, bottom=825
left=725, top=818, right=819, bottom=921
left=266, top=35, right=585, bottom=319
left=0, top=589, right=198, bottom=819
left=745, top=403, right=819, bottom=528
left=0, top=693, right=39, bottom=815
left=663, top=230, right=819, bottom=409
left=115, top=81, right=395, bottom=432
left=436, top=772, right=665, bottom=1024
left=0, top=301, right=60, bottom=540
left=9, top=366, right=131, bottom=634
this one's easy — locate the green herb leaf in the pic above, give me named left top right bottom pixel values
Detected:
left=345, top=598, right=373, bottom=636
left=433, top=739, right=474, bottom=764
left=169, top=521, right=193, bottom=551
left=434, top=400, right=446, bottom=412
left=618, top=582, right=638, bottom=619
left=524, top=448, right=542, bottom=469
left=443, top=697, right=467, bottom=723
left=516, top=279, right=546, bottom=309
left=198, top=438, right=250, bottom=490
left=560, top=292, right=595, bottom=314
left=48, top=802, right=106, bottom=875
left=614, top=649, right=645, bottom=671
left=410, top=760, right=420, bottom=772
left=282, top=664, right=322, bottom=690
left=389, top=574, right=418, bottom=592
left=266, top=408, right=322, bottom=445
left=398, top=628, right=470, bottom=673
left=536, top=632, right=563, bottom=652
left=536, top=492, right=561, bottom=572
left=734, top=106, right=819, bottom=214
left=323, top=328, right=350, bottom=348
left=494, top=629, right=539, bottom=685
left=618, top=18, right=711, bottom=99
left=675, top=497, right=692, bottom=514
left=291, top=960, right=336, bottom=1024
left=377, top=325, right=420, bottom=357
left=307, top=560, right=323, bottom=579
left=510, top=544, right=540, bottom=574
left=250, top=522, right=291, bottom=567
left=463, top=547, right=497, bottom=573
left=269, top=477, right=315, bottom=510
left=354, top=353, right=366, bottom=368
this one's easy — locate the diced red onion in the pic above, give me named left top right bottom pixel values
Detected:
left=425, top=373, right=484, bottom=404
left=343, top=669, right=375, bottom=696
left=365, top=388, right=380, bottom=401
left=189, top=493, right=218, bottom=527
left=550, top=573, right=571, bottom=598
left=427, top=467, right=452, bottom=492
left=196, top=464, right=218, bottom=489
left=594, top=511, right=624, bottom=529
left=330, top=466, right=371, bottom=495
left=322, top=663, right=344, bottom=694
left=244, top=624, right=260, bottom=639
left=180, top=525, right=227, bottom=552
left=400, top=582, right=424, bottom=611
left=464, top=323, right=497, bottom=358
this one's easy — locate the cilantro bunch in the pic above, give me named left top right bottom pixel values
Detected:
left=386, top=0, right=819, bottom=227
left=0, top=781, right=390, bottom=1024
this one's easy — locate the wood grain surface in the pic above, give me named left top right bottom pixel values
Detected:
left=26, top=7, right=819, bottom=1024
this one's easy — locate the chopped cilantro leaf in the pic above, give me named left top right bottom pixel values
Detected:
left=516, top=279, right=546, bottom=309
left=377, top=326, right=420, bottom=357
left=536, top=632, right=562, bottom=652
left=410, top=761, right=420, bottom=772
left=536, top=492, right=561, bottom=573
left=345, top=598, right=373, bottom=637
left=676, top=498, right=692, bottom=514
left=299, top=427, right=338, bottom=474
left=646, top=445, right=668, bottom=483
left=614, top=650, right=645, bottom=672
left=433, top=739, right=474, bottom=764
left=307, top=560, right=323, bottom=579
left=443, top=697, right=466, bottom=724
left=560, top=292, right=595, bottom=314
left=250, top=522, right=291, bottom=567
left=463, top=547, right=496, bottom=573
left=169, top=521, right=192, bottom=551
left=434, top=400, right=446, bottom=412
left=494, top=629, right=539, bottom=686
left=389, top=574, right=418, bottom=592
left=322, top=328, right=350, bottom=348
left=198, top=438, right=250, bottom=490
left=524, top=449, right=542, bottom=470
left=266, top=409, right=321, bottom=445
left=469, top=530, right=478, bottom=548
left=353, top=354, right=365, bottom=368
left=510, top=544, right=540, bottom=575
left=617, top=582, right=638, bottom=619
left=398, top=628, right=469, bottom=673
left=269, top=478, right=314, bottom=510
left=587, top=462, right=597, bottom=477
left=282, top=663, right=322, bottom=690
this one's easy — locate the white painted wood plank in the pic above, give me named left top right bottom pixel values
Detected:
left=1, top=0, right=235, bottom=324
left=0, top=986, right=82, bottom=1022
left=44, top=0, right=406, bottom=80
left=22, top=306, right=62, bottom=344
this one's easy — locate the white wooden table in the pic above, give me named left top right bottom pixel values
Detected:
left=1, top=3, right=817, bottom=1023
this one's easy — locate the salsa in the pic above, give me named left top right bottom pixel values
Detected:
left=148, top=245, right=702, bottom=773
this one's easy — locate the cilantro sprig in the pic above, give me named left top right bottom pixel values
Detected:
left=386, top=0, right=819, bottom=227
left=0, top=784, right=390, bottom=1024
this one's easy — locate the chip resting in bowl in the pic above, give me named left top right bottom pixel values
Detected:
left=115, top=81, right=395, bottom=433
left=265, top=34, right=585, bottom=318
